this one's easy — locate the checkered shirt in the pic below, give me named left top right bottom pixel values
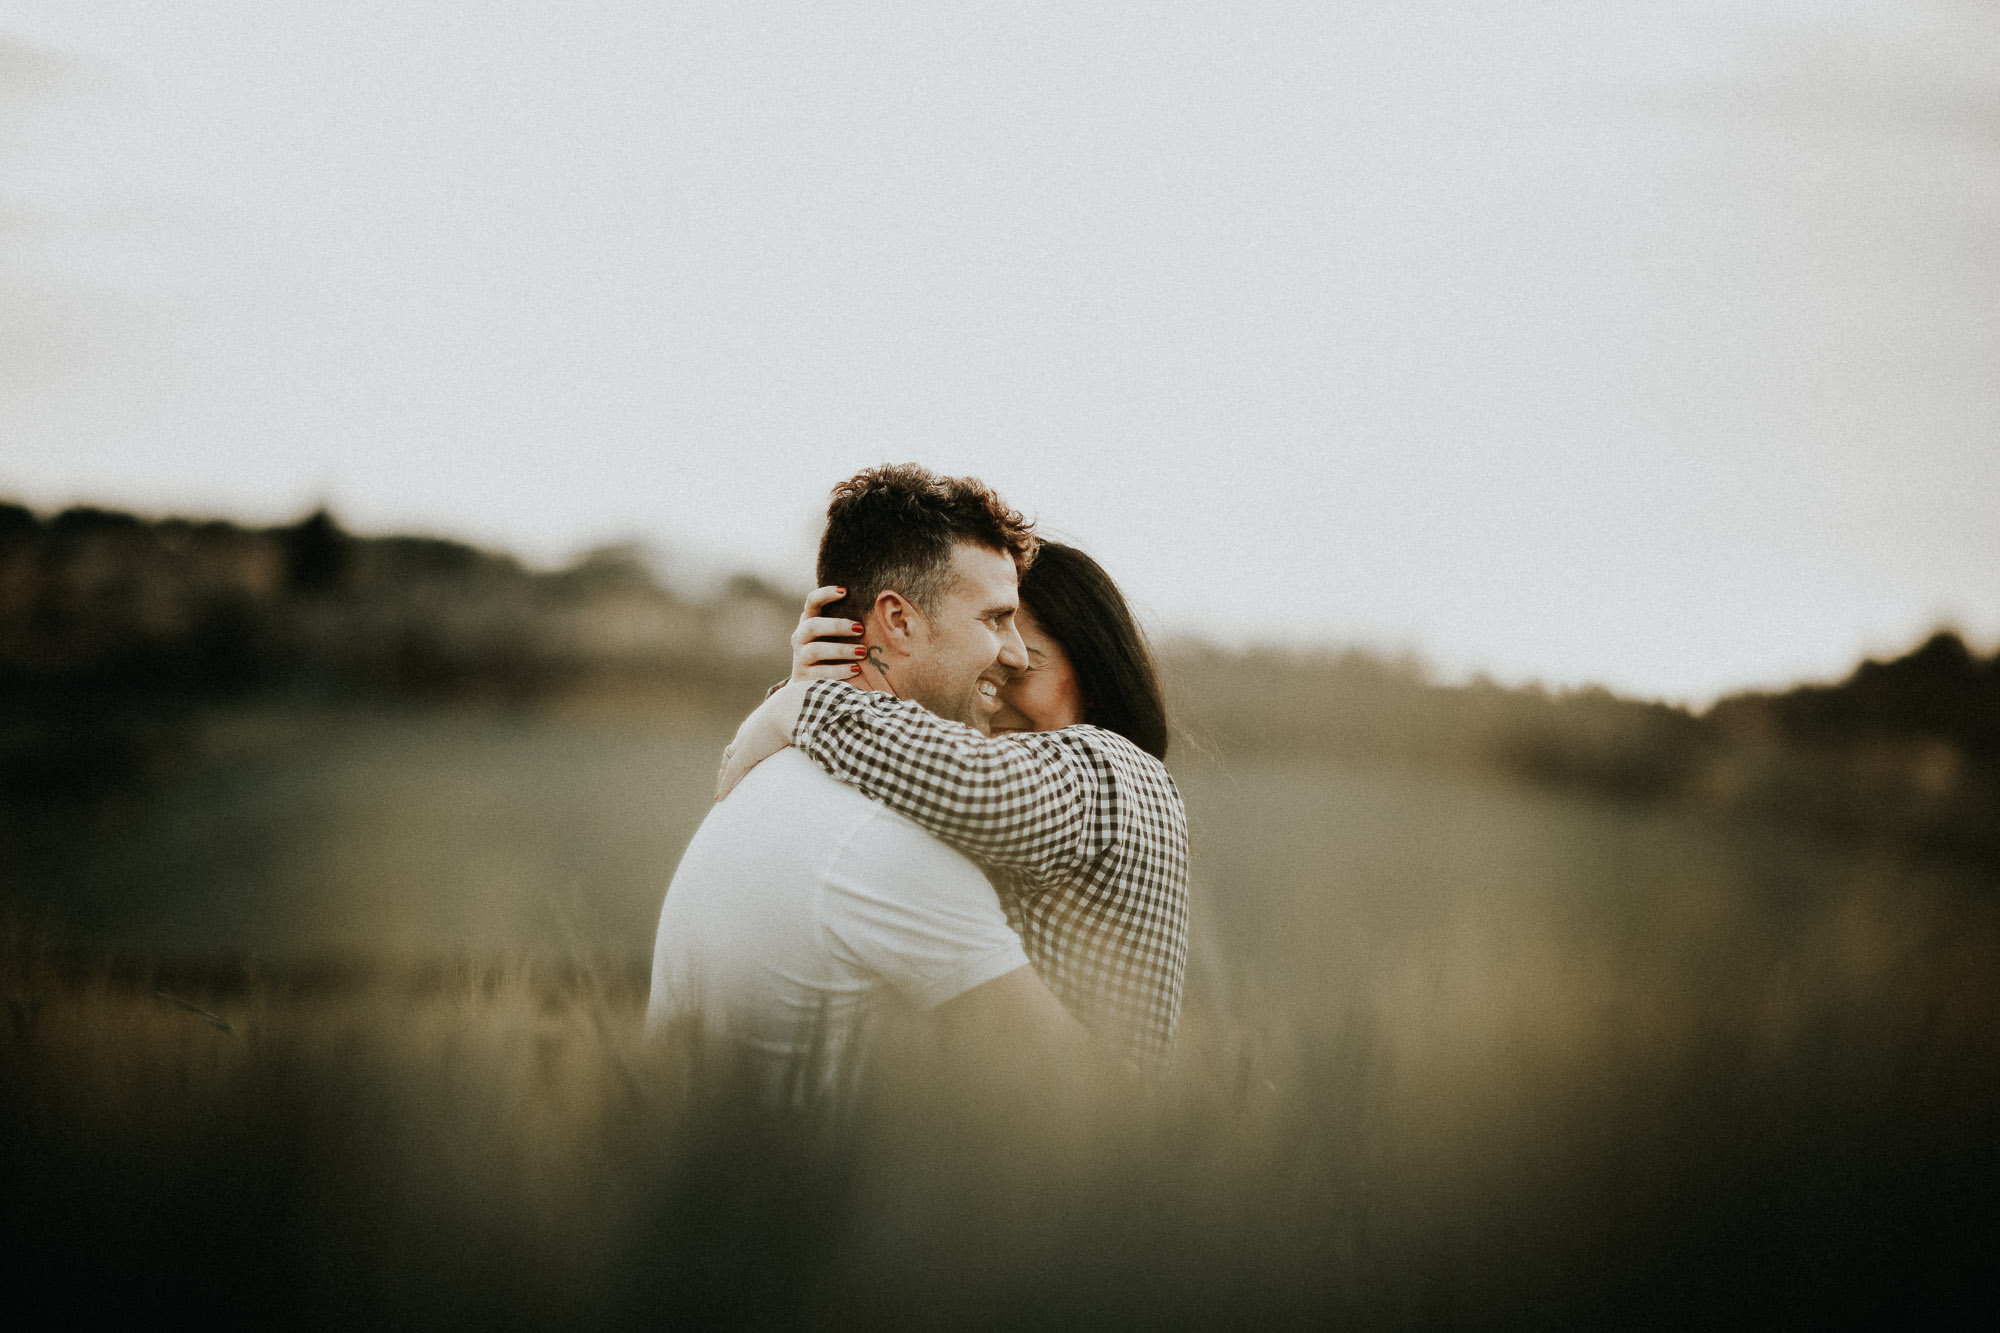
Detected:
left=794, top=680, right=1189, bottom=1066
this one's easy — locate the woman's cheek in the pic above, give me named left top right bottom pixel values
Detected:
left=991, top=687, right=1038, bottom=732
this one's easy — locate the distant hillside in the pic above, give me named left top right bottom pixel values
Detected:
left=0, top=501, right=794, bottom=705
left=1697, top=632, right=2000, bottom=868
left=3, top=498, right=1995, bottom=871
left=1164, top=643, right=1711, bottom=798
left=1712, top=631, right=2000, bottom=767
left=0, top=499, right=793, bottom=805
left=1168, top=631, right=2000, bottom=870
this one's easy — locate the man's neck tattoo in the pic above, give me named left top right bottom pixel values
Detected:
left=864, top=644, right=900, bottom=697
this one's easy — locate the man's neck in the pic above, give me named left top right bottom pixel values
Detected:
left=855, top=641, right=900, bottom=698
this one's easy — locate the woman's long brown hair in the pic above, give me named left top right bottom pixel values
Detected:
left=1017, top=542, right=1169, bottom=760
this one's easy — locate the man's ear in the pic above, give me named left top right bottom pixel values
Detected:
left=871, top=590, right=926, bottom=655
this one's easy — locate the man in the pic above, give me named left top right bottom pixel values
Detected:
left=647, top=465, right=1084, bottom=1098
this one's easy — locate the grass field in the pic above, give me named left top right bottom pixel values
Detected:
left=4, top=706, right=1998, bottom=1325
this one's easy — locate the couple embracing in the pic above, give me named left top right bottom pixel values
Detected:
left=647, top=463, right=1188, bottom=1098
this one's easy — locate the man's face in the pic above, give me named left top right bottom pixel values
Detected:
left=897, top=542, right=1030, bottom=732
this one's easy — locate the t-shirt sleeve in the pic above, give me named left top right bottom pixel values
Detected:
left=817, top=809, right=1031, bottom=1011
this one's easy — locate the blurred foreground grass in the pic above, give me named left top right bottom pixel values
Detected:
left=3, top=709, right=1998, bottom=1326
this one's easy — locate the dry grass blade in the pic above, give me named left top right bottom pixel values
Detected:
left=154, top=990, right=235, bottom=1036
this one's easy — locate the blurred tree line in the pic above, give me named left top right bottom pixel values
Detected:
left=4, top=498, right=1996, bottom=872
left=0, top=500, right=793, bottom=804
left=1169, top=629, right=2000, bottom=872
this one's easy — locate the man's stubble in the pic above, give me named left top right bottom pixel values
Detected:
left=892, top=649, right=996, bottom=734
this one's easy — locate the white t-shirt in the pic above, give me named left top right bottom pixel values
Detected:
left=647, top=747, right=1029, bottom=1093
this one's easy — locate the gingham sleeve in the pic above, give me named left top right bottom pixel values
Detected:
left=792, top=680, right=1114, bottom=890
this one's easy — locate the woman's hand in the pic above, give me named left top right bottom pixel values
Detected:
left=791, top=585, right=868, bottom=683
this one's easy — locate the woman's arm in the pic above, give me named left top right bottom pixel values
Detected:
left=715, top=587, right=1122, bottom=890
left=713, top=586, right=868, bottom=798
left=713, top=682, right=809, bottom=801
left=790, top=679, right=1115, bottom=890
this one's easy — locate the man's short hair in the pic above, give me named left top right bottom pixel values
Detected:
left=817, top=464, right=1037, bottom=624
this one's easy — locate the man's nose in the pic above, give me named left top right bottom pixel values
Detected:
left=996, top=623, right=1028, bottom=672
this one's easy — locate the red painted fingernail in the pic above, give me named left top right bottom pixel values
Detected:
left=850, top=664, right=862, bottom=674
left=852, top=624, right=865, bottom=635
left=854, top=646, right=867, bottom=657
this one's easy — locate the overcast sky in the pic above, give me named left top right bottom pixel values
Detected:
left=3, top=1, right=1996, bottom=702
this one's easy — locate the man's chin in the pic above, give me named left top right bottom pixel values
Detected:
left=945, top=697, right=998, bottom=733
left=988, top=706, right=1032, bottom=734
left=923, top=679, right=1008, bottom=732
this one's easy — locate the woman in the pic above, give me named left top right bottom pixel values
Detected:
left=717, top=542, right=1188, bottom=1067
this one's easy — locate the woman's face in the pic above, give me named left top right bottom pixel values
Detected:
left=989, top=603, right=1084, bottom=733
